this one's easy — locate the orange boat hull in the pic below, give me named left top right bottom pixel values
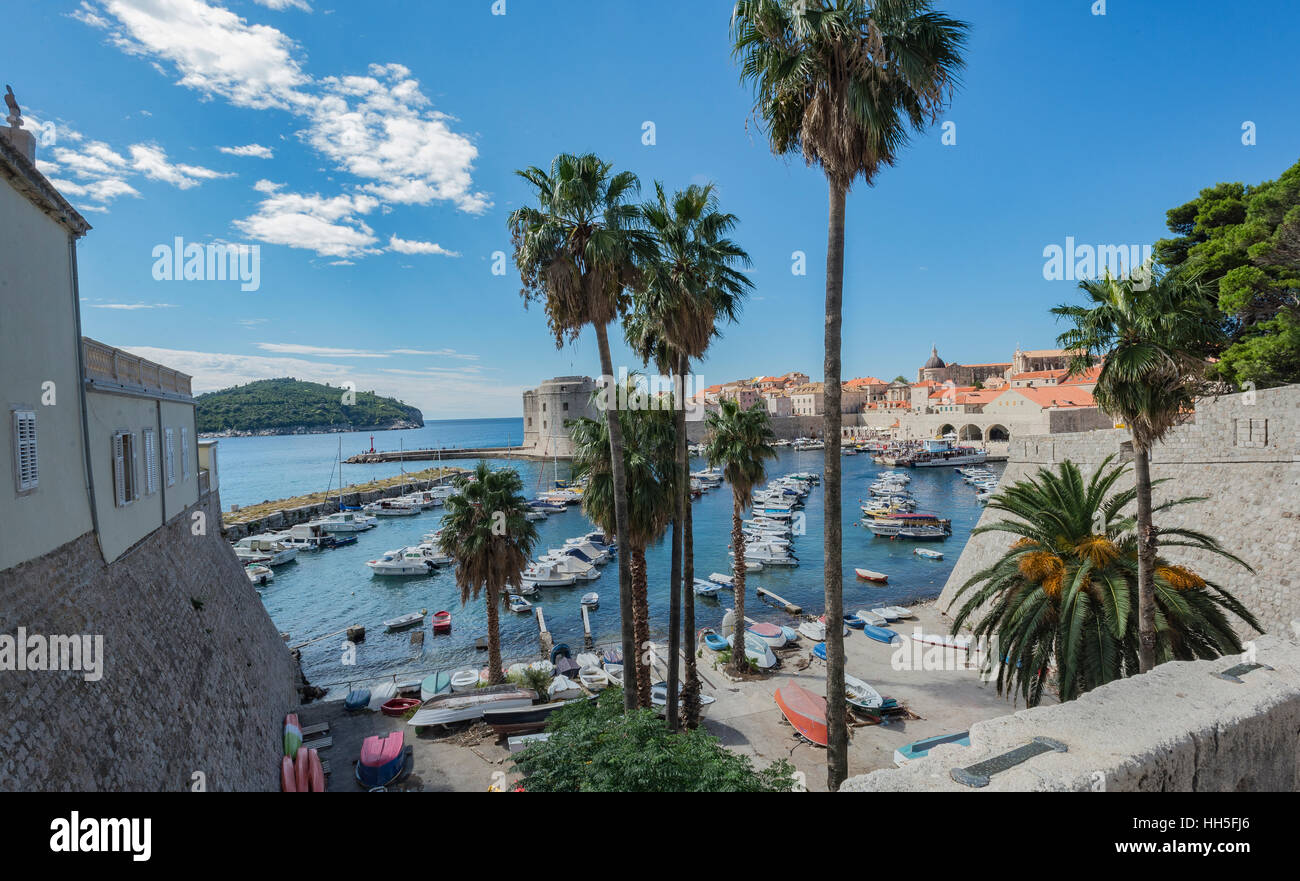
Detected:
left=774, top=680, right=828, bottom=747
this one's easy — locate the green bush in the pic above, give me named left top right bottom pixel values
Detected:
left=512, top=688, right=795, bottom=792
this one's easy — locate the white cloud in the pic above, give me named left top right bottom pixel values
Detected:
left=255, top=342, right=387, bottom=358
left=40, top=136, right=224, bottom=209
left=387, top=234, right=459, bottom=257
left=233, top=181, right=380, bottom=258
left=219, top=143, right=274, bottom=158
left=129, top=143, right=233, bottom=188
left=89, top=302, right=178, bottom=310
left=252, top=0, right=311, bottom=10
left=387, top=348, right=479, bottom=360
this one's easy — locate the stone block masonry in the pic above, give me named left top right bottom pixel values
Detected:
left=937, top=384, right=1300, bottom=639
left=0, top=491, right=299, bottom=791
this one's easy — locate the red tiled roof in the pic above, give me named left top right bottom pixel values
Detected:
left=1009, top=368, right=1069, bottom=382
left=1008, top=386, right=1097, bottom=408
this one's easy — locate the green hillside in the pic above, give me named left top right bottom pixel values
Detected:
left=196, top=378, right=424, bottom=434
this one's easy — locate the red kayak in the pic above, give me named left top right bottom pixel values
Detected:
left=280, top=755, right=296, bottom=792
left=381, top=697, right=420, bottom=717
left=432, top=610, right=452, bottom=633
left=774, top=680, right=829, bottom=747
left=307, top=748, right=325, bottom=792
left=294, top=746, right=308, bottom=792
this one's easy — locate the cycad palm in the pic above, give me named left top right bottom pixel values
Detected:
left=951, top=456, right=1258, bottom=705
left=437, top=462, right=539, bottom=686
left=1053, top=267, right=1227, bottom=672
left=509, top=153, right=652, bottom=710
left=732, top=0, right=968, bottom=789
left=629, top=182, right=752, bottom=727
left=704, top=399, right=777, bottom=676
left=570, top=379, right=678, bottom=708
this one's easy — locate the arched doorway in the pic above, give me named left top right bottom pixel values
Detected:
left=959, top=424, right=982, bottom=441
left=938, top=424, right=956, bottom=437
left=987, top=424, right=1009, bottom=442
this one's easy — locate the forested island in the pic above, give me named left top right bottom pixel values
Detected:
left=196, top=378, right=424, bottom=436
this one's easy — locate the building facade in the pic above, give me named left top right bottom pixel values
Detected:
left=521, top=375, right=600, bottom=457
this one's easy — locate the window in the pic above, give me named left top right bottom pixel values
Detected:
left=562, top=402, right=568, bottom=411
left=143, top=429, right=159, bottom=495
left=542, top=402, right=547, bottom=412
left=113, top=431, right=140, bottom=506
left=181, top=427, right=190, bottom=479
left=165, top=428, right=176, bottom=486
left=12, top=409, right=37, bottom=493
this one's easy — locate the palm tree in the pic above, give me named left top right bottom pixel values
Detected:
left=437, top=462, right=539, bottom=685
left=732, top=0, right=969, bottom=788
left=1053, top=267, right=1227, bottom=672
left=570, top=379, right=677, bottom=708
left=704, top=399, right=776, bottom=676
left=950, top=457, right=1258, bottom=705
left=629, top=182, right=752, bottom=727
left=509, top=153, right=652, bottom=711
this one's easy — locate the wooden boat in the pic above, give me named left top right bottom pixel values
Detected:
left=409, top=687, right=537, bottom=727
left=344, top=688, right=370, bottom=712
left=381, top=697, right=420, bottom=717
left=420, top=672, right=451, bottom=701
left=854, top=568, right=889, bottom=583
left=449, top=668, right=479, bottom=692
left=356, top=732, right=406, bottom=788
left=862, top=623, right=900, bottom=644
left=798, top=620, right=826, bottom=641
left=894, top=731, right=970, bottom=766
left=280, top=755, right=296, bottom=792
left=854, top=609, right=887, bottom=627
left=747, top=621, right=787, bottom=648
left=431, top=610, right=452, bottom=633
left=283, top=713, right=302, bottom=757
left=774, top=680, right=828, bottom=747
left=702, top=628, right=729, bottom=652
left=844, top=673, right=883, bottom=711
left=913, top=548, right=944, bottom=560
left=578, top=666, right=609, bottom=691
left=383, top=610, right=426, bottom=631
left=307, top=748, right=325, bottom=792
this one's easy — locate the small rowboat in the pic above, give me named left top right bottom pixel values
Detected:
left=307, top=748, right=325, bottom=792
left=420, top=672, right=450, bottom=701
left=854, top=609, right=886, bottom=627
left=693, top=578, right=723, bottom=596
left=431, top=610, right=452, bottom=633
left=381, top=697, right=420, bottom=717
left=844, top=673, right=883, bottom=711
left=844, top=614, right=866, bottom=630
left=702, top=628, right=729, bottom=652
left=384, top=610, right=426, bottom=631
left=357, top=731, right=406, bottom=788
left=894, top=731, right=970, bottom=766
left=450, top=668, right=479, bottom=692
left=344, top=688, right=370, bottom=711
left=812, top=641, right=827, bottom=661
left=914, top=548, right=943, bottom=560
left=548, top=674, right=582, bottom=701
left=281, top=755, right=296, bottom=792
left=747, top=621, right=787, bottom=648
left=294, top=746, right=308, bottom=793
left=604, top=664, right=624, bottom=687
left=580, top=591, right=599, bottom=608
left=816, top=614, right=850, bottom=636
left=884, top=605, right=914, bottom=619
left=781, top=625, right=799, bottom=643
left=578, top=666, right=609, bottom=691
left=870, top=606, right=899, bottom=622
left=862, top=623, right=900, bottom=644
left=774, top=680, right=828, bottom=747
left=854, top=568, right=889, bottom=583
left=798, top=620, right=826, bottom=641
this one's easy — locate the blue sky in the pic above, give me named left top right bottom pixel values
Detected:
left=10, top=0, right=1300, bottom=417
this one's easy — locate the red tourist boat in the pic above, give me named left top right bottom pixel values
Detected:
left=381, top=697, right=421, bottom=717
left=432, top=610, right=452, bottom=634
left=774, top=680, right=829, bottom=747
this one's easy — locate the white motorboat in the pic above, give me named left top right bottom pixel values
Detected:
left=694, top=578, right=724, bottom=596
left=736, top=542, right=798, bottom=566
left=232, top=535, right=299, bottom=566
left=508, top=594, right=533, bottom=613
left=414, top=542, right=454, bottom=566
left=578, top=666, right=608, bottom=692
left=521, top=562, right=577, bottom=588
left=363, top=498, right=421, bottom=516
left=317, top=511, right=377, bottom=532
left=545, top=554, right=600, bottom=581
left=580, top=591, right=599, bottom=608
left=244, top=564, right=273, bottom=586
left=365, top=548, right=433, bottom=576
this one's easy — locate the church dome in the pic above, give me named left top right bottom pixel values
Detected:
left=924, top=345, right=946, bottom=370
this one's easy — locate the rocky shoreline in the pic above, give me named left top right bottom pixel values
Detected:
left=199, top=419, right=423, bottom=439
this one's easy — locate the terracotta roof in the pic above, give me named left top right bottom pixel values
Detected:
left=963, top=362, right=1012, bottom=368
left=1059, top=365, right=1103, bottom=385
left=1006, top=386, right=1097, bottom=408
left=1009, top=368, right=1069, bottom=382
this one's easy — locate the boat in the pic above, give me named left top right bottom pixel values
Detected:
left=580, top=591, right=599, bottom=608
left=507, top=733, right=551, bottom=752
left=383, top=610, right=426, bottom=631
left=870, top=607, right=899, bottom=622
left=381, top=697, right=420, bottom=717
left=484, top=701, right=569, bottom=735
left=774, top=680, right=828, bottom=746
left=884, top=605, right=914, bottom=619
left=781, top=625, right=799, bottom=643
left=844, top=674, right=883, bottom=712
left=602, top=649, right=623, bottom=667
left=245, top=563, right=273, bottom=586
left=550, top=643, right=571, bottom=664
left=693, top=579, right=723, bottom=597
left=725, top=632, right=777, bottom=669
left=432, top=610, right=452, bottom=633
left=409, top=686, right=537, bottom=727
left=812, top=641, right=827, bottom=661
left=356, top=732, right=406, bottom=788
left=449, top=668, right=479, bottom=692
left=702, top=628, right=729, bottom=651
left=548, top=675, right=582, bottom=701
left=366, top=549, right=433, bottom=576
left=914, top=548, right=944, bottom=560
left=844, top=614, right=866, bottom=629
left=854, top=609, right=887, bottom=627
left=578, top=666, right=609, bottom=691
left=816, top=614, right=851, bottom=636
left=747, top=621, right=787, bottom=648
left=283, top=713, right=302, bottom=757
left=554, top=656, right=581, bottom=681
left=798, top=620, right=826, bottom=641
left=233, top=535, right=299, bottom=567
left=420, top=672, right=451, bottom=701
left=521, top=561, right=578, bottom=588
left=862, top=623, right=900, bottom=644
left=281, top=755, right=297, bottom=792
left=894, top=731, right=971, bottom=766
left=604, top=664, right=624, bottom=687
left=650, top=681, right=716, bottom=719
left=575, top=652, right=601, bottom=669
left=854, top=568, right=889, bottom=583
left=896, top=525, right=948, bottom=541
left=508, top=594, right=533, bottom=613
left=307, top=748, right=325, bottom=792
left=344, top=688, right=371, bottom=711
left=317, top=511, right=377, bottom=532
left=363, top=498, right=421, bottom=516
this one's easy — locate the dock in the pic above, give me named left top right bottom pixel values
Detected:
left=756, top=587, right=801, bottom=614
left=345, top=445, right=548, bottom=464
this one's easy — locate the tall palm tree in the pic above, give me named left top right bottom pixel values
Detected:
left=704, top=399, right=776, bottom=676
left=630, top=182, right=752, bottom=727
left=950, top=457, right=1258, bottom=705
left=509, top=153, right=652, bottom=711
left=570, top=379, right=677, bottom=708
left=732, top=0, right=968, bottom=788
left=1053, top=268, right=1227, bottom=672
left=437, top=462, right=539, bottom=685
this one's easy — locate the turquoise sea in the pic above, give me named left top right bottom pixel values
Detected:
left=221, top=419, right=1000, bottom=694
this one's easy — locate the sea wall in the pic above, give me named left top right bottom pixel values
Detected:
left=0, top=490, right=299, bottom=791
left=841, top=630, right=1300, bottom=792
left=936, top=384, right=1300, bottom=638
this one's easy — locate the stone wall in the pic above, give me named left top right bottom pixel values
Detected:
left=937, top=384, right=1300, bottom=638
left=0, top=490, right=299, bottom=791
left=842, top=630, right=1300, bottom=791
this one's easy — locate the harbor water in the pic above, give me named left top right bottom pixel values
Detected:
left=225, top=421, right=1000, bottom=695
